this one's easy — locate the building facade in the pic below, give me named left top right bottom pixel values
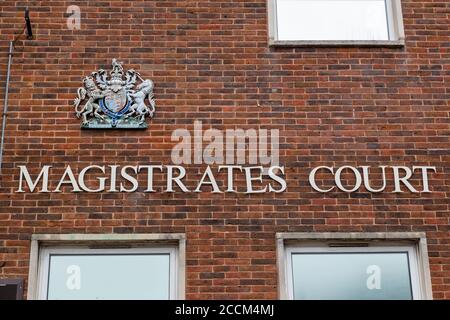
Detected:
left=0, top=0, right=448, bottom=300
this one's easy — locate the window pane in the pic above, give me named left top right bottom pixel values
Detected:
left=291, top=252, right=413, bottom=300
left=276, top=0, right=390, bottom=41
left=47, top=254, right=171, bottom=300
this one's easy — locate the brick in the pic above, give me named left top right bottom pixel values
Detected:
left=0, top=0, right=448, bottom=300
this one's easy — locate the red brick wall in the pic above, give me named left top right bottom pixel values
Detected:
left=0, top=0, right=448, bottom=299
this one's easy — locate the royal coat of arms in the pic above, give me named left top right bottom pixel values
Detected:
left=73, top=59, right=155, bottom=129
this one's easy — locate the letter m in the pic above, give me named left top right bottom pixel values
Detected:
left=17, top=166, right=51, bottom=193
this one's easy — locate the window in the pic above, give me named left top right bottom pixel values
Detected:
left=0, top=279, right=23, bottom=300
left=277, top=233, right=433, bottom=300
left=268, top=0, right=405, bottom=46
left=39, top=247, right=175, bottom=300
left=28, top=234, right=186, bottom=300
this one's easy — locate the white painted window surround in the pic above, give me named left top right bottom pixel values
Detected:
left=277, top=233, right=433, bottom=300
left=267, top=0, right=405, bottom=46
left=27, top=234, right=186, bottom=300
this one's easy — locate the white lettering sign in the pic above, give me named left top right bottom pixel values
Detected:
left=308, top=165, right=436, bottom=194
left=16, top=164, right=436, bottom=194
left=16, top=164, right=287, bottom=194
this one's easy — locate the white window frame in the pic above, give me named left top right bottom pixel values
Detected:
left=267, top=0, right=406, bottom=47
left=37, top=247, right=177, bottom=300
left=277, top=233, right=433, bottom=300
left=27, top=234, right=186, bottom=300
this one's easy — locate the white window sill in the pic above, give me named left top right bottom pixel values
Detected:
left=269, top=39, right=405, bottom=48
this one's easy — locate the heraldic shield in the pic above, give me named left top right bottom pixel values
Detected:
left=101, top=88, right=130, bottom=118
left=73, top=59, right=156, bottom=129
